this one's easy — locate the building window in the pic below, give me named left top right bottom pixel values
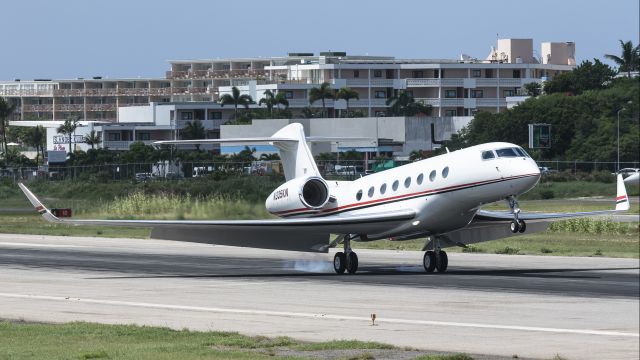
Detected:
left=444, top=109, right=457, bottom=116
left=209, top=111, right=222, bottom=119
left=513, top=70, right=521, bottom=78
left=412, top=70, right=424, bottom=78
left=444, top=90, right=457, bottom=98
left=136, top=132, right=151, bottom=141
left=471, top=69, right=481, bottom=78
left=373, top=70, right=382, bottom=78
left=503, top=89, right=515, bottom=97
left=285, top=90, right=293, bottom=99
left=181, top=111, right=193, bottom=120
left=485, top=69, right=493, bottom=78
left=434, top=69, right=440, bottom=78
left=471, top=90, right=484, bottom=98
left=375, top=111, right=386, bottom=117
left=354, top=70, right=359, bottom=78
left=108, top=133, right=121, bottom=141
left=404, top=90, right=413, bottom=98
left=375, top=91, right=386, bottom=98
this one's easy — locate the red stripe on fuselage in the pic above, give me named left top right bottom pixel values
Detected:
left=273, top=173, right=539, bottom=217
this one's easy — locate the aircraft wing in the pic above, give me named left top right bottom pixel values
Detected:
left=475, top=174, right=631, bottom=221
left=428, top=174, right=632, bottom=249
left=18, top=183, right=415, bottom=253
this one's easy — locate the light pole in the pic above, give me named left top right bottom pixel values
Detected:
left=617, top=101, right=633, bottom=173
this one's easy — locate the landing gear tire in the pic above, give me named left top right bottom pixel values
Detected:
left=423, top=251, right=436, bottom=273
left=435, top=251, right=448, bottom=273
left=346, top=252, right=359, bottom=274
left=510, top=220, right=520, bottom=233
left=333, top=252, right=346, bottom=274
left=517, top=220, right=526, bottom=233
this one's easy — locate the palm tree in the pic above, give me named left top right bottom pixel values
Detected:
left=57, top=116, right=80, bottom=155
left=604, top=40, right=640, bottom=77
left=22, top=125, right=46, bottom=163
left=308, top=82, right=334, bottom=117
left=0, top=97, right=16, bottom=157
left=84, top=130, right=102, bottom=150
left=258, top=90, right=289, bottom=118
left=260, top=153, right=280, bottom=160
left=386, top=91, right=432, bottom=116
left=181, top=120, right=206, bottom=151
left=220, top=86, right=253, bottom=119
left=335, top=87, right=359, bottom=117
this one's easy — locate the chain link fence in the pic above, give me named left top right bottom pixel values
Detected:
left=1, top=159, right=638, bottom=183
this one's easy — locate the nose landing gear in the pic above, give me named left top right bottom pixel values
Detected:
left=507, top=196, right=526, bottom=233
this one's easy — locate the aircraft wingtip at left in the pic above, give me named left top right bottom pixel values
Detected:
left=17, top=183, right=60, bottom=222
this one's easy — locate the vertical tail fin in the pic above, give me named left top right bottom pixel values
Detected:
left=615, top=174, right=630, bottom=211
left=271, top=123, right=320, bottom=181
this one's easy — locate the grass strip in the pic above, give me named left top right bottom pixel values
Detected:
left=0, top=321, right=472, bottom=360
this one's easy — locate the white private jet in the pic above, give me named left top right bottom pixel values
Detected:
left=19, top=123, right=631, bottom=274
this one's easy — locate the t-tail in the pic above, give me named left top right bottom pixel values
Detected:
left=270, top=123, right=321, bottom=181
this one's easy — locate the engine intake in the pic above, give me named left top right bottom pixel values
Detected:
left=266, top=177, right=331, bottom=216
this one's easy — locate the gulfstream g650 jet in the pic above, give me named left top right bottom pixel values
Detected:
left=19, top=123, right=630, bottom=274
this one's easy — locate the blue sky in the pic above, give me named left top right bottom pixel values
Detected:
left=2, top=0, right=638, bottom=80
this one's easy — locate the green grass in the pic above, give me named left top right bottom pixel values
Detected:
left=0, top=321, right=469, bottom=360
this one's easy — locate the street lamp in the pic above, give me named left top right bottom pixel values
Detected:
left=617, top=101, right=633, bottom=173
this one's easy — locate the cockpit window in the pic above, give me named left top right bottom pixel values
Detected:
left=482, top=150, right=495, bottom=160
left=517, top=147, right=531, bottom=158
left=496, top=148, right=518, bottom=157
left=513, top=147, right=528, bottom=157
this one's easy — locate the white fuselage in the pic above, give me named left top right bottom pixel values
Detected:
left=277, top=142, right=540, bottom=239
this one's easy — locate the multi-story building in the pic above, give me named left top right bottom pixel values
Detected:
left=1, top=38, right=575, bottom=124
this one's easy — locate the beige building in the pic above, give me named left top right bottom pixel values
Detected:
left=1, top=38, right=576, bottom=124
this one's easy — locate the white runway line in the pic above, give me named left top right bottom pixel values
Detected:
left=1, top=292, right=637, bottom=338
left=0, top=242, right=87, bottom=249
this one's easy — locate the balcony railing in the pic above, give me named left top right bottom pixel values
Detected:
left=0, top=89, right=55, bottom=96
left=22, top=104, right=54, bottom=112
left=415, top=98, right=506, bottom=107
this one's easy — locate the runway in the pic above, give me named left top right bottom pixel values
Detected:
left=0, top=234, right=638, bottom=359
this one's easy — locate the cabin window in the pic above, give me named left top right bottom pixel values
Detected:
left=356, top=190, right=363, bottom=201
left=482, top=150, right=495, bottom=160
left=442, top=167, right=449, bottom=178
left=380, top=183, right=387, bottom=194
left=496, top=148, right=518, bottom=157
left=404, top=176, right=411, bottom=188
left=417, top=173, right=424, bottom=185
left=429, top=170, right=436, bottom=181
left=392, top=180, right=399, bottom=191
left=368, top=186, right=375, bottom=198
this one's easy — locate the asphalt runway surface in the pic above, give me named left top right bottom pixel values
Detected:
left=0, top=234, right=638, bottom=359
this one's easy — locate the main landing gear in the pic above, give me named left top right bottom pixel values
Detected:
left=507, top=196, right=526, bottom=234
left=423, top=237, right=448, bottom=273
left=333, top=235, right=358, bottom=274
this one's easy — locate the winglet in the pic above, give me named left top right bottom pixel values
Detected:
left=615, top=174, right=630, bottom=211
left=17, top=183, right=61, bottom=223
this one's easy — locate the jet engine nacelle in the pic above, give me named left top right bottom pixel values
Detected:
left=266, top=176, right=330, bottom=216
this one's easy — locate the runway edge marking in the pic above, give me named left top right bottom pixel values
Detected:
left=1, top=293, right=638, bottom=338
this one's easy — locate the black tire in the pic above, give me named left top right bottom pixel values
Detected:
left=346, top=252, right=359, bottom=274
left=518, top=220, right=526, bottom=233
left=333, top=252, right=346, bottom=274
left=510, top=220, right=520, bottom=233
left=423, top=251, right=436, bottom=273
left=436, top=251, right=448, bottom=273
